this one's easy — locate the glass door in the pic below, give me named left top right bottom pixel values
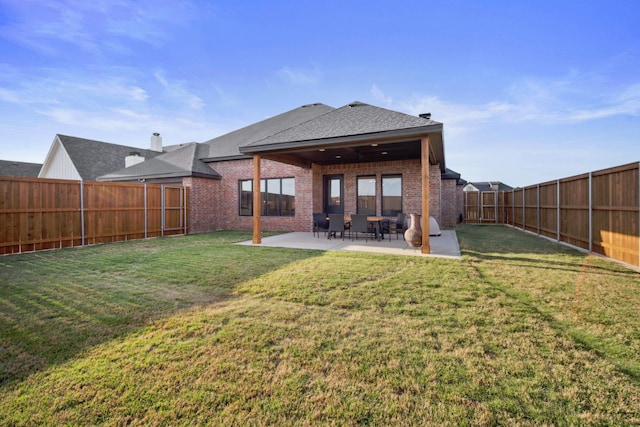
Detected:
left=324, top=174, right=344, bottom=214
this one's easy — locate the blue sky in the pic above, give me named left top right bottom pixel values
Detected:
left=0, top=0, right=638, bottom=187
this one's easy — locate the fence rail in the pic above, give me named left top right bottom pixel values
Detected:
left=0, top=177, right=189, bottom=255
left=463, top=162, right=639, bottom=268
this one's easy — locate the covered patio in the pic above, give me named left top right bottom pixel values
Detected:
left=237, top=230, right=461, bottom=259
left=238, top=102, right=446, bottom=254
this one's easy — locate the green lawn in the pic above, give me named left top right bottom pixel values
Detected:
left=0, top=226, right=639, bottom=426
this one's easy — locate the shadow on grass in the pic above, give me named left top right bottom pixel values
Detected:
left=457, top=224, right=640, bottom=383
left=462, top=250, right=638, bottom=277
left=0, top=231, right=323, bottom=389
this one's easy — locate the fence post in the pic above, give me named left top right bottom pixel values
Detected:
left=556, top=179, right=561, bottom=242
left=588, top=172, right=593, bottom=253
left=537, top=184, right=541, bottom=236
left=183, top=186, right=188, bottom=234
left=80, top=181, right=85, bottom=246
left=522, top=187, right=526, bottom=231
left=638, top=162, right=640, bottom=268
left=144, top=183, right=148, bottom=239
left=161, top=185, right=165, bottom=237
left=512, top=189, right=515, bottom=226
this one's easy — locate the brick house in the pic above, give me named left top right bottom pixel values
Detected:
left=41, top=101, right=463, bottom=254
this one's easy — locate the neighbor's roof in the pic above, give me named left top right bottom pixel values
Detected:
left=201, top=103, right=335, bottom=161
left=98, top=143, right=220, bottom=181
left=0, top=159, right=42, bottom=177
left=466, top=182, right=514, bottom=191
left=57, top=135, right=162, bottom=181
left=441, top=168, right=466, bottom=185
left=241, top=101, right=442, bottom=150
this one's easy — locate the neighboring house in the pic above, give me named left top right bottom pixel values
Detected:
left=39, top=134, right=165, bottom=181
left=0, top=159, right=42, bottom=177
left=36, top=101, right=464, bottom=253
left=463, top=181, right=513, bottom=192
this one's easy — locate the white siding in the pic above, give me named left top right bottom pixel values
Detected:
left=38, top=139, right=82, bottom=180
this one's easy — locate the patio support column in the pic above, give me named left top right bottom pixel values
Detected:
left=421, top=136, right=431, bottom=254
left=252, top=155, right=262, bottom=244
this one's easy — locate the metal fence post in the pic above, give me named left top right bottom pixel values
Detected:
left=522, top=187, right=526, bottom=231
left=556, top=179, right=561, bottom=242
left=144, top=183, right=148, bottom=239
left=537, top=184, right=541, bottom=236
left=512, top=189, right=515, bottom=226
left=80, top=181, right=85, bottom=246
left=588, top=172, right=593, bottom=253
left=161, top=185, right=165, bottom=236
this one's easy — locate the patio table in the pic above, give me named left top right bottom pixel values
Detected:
left=344, top=216, right=385, bottom=240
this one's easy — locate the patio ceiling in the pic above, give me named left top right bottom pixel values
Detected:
left=239, top=126, right=445, bottom=170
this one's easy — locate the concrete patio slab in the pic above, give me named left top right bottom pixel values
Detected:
left=236, top=229, right=462, bottom=259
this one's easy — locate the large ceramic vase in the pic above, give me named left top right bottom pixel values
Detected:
left=404, top=213, right=422, bottom=247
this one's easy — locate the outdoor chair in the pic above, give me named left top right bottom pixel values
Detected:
left=350, top=214, right=377, bottom=241
left=327, top=214, right=347, bottom=240
left=380, top=218, right=391, bottom=241
left=312, top=212, right=329, bottom=238
left=391, top=212, right=407, bottom=240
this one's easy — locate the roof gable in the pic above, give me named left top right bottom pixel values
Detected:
left=57, top=135, right=162, bottom=180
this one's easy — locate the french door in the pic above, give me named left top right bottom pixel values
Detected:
left=323, top=174, right=344, bottom=214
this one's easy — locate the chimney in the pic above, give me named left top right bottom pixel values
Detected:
left=150, top=132, right=163, bottom=152
left=125, top=151, right=145, bottom=168
left=419, top=113, right=431, bottom=120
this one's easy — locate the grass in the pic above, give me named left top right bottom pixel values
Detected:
left=0, top=226, right=639, bottom=425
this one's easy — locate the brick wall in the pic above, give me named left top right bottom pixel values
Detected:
left=208, top=158, right=313, bottom=232
left=182, top=176, right=220, bottom=233
left=190, top=158, right=456, bottom=233
left=441, top=178, right=458, bottom=228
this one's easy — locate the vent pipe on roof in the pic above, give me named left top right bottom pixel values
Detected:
left=419, top=113, right=431, bottom=119
left=150, top=132, right=163, bottom=152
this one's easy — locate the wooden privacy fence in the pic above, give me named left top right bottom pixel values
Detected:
left=463, top=162, right=640, bottom=268
left=0, top=177, right=190, bottom=255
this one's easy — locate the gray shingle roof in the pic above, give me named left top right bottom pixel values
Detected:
left=242, top=101, right=442, bottom=150
left=466, top=182, right=514, bottom=191
left=201, top=103, right=335, bottom=161
left=58, top=135, right=162, bottom=181
left=0, top=160, right=42, bottom=177
left=98, top=143, right=220, bottom=181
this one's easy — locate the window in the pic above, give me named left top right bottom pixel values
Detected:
left=357, top=175, right=376, bottom=215
left=239, top=178, right=295, bottom=216
left=239, top=179, right=253, bottom=216
left=382, top=175, right=402, bottom=216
